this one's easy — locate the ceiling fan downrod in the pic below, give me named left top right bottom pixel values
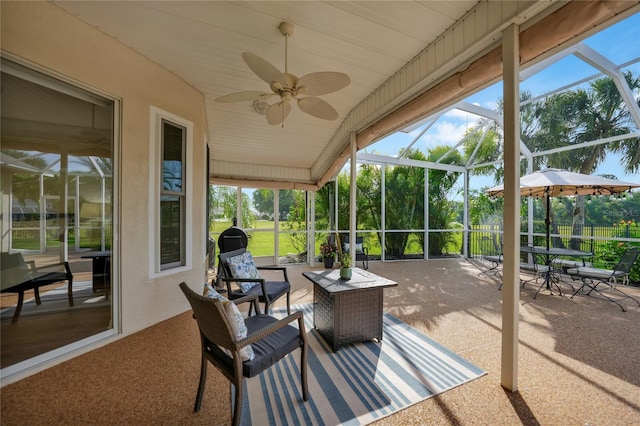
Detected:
left=279, top=23, right=293, bottom=75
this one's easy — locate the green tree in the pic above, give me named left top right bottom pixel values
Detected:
left=210, top=185, right=256, bottom=229
left=462, top=119, right=502, bottom=180
left=252, top=189, right=296, bottom=219
left=317, top=148, right=464, bottom=258
left=383, top=149, right=426, bottom=258
left=356, top=163, right=382, bottom=232
left=281, top=190, right=307, bottom=255
left=314, top=182, right=334, bottom=231
left=529, top=72, right=640, bottom=248
left=425, top=146, right=462, bottom=256
left=468, top=189, right=503, bottom=226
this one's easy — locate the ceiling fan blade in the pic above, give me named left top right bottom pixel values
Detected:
left=242, top=52, right=287, bottom=87
left=296, top=72, right=350, bottom=96
left=266, top=102, right=292, bottom=126
left=215, top=91, right=272, bottom=103
left=297, top=97, right=339, bottom=121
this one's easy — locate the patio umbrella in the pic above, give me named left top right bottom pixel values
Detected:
left=486, top=168, right=640, bottom=250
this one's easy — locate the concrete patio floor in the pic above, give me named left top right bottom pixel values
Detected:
left=1, top=258, right=639, bottom=425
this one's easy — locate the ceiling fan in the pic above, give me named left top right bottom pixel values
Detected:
left=215, top=22, right=350, bottom=127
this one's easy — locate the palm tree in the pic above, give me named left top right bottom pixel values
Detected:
left=530, top=71, right=640, bottom=248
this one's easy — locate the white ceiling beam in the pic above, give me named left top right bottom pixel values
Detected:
left=357, top=152, right=465, bottom=172
left=573, top=43, right=640, bottom=127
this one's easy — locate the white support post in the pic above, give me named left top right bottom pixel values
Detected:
left=424, top=168, right=428, bottom=259
left=501, top=23, right=521, bottom=392
left=39, top=173, right=46, bottom=252
left=349, top=132, right=357, bottom=262
left=381, top=165, right=386, bottom=262
left=463, top=170, right=469, bottom=257
left=309, top=190, right=316, bottom=266
left=59, top=153, right=69, bottom=262
left=274, top=189, right=279, bottom=265
left=74, top=176, right=80, bottom=252
left=334, top=180, right=338, bottom=234
left=236, top=187, right=242, bottom=227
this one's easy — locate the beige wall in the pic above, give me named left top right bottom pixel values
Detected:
left=1, top=2, right=207, bottom=334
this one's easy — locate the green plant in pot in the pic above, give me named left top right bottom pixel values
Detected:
left=335, top=233, right=352, bottom=280
left=340, top=252, right=352, bottom=280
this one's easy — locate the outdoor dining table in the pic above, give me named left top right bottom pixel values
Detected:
left=520, top=245, right=592, bottom=298
left=80, top=251, right=111, bottom=293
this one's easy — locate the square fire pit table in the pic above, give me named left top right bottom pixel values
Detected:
left=302, top=268, right=397, bottom=352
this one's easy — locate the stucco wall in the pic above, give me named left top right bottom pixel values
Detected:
left=1, top=2, right=207, bottom=334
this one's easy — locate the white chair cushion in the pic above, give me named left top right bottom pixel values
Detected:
left=553, top=259, right=592, bottom=269
left=566, top=267, right=617, bottom=280
left=223, top=300, right=255, bottom=361
left=520, top=263, right=550, bottom=273
left=344, top=242, right=363, bottom=252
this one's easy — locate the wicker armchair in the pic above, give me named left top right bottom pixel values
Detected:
left=179, top=282, right=308, bottom=426
left=329, top=234, right=369, bottom=270
left=218, top=248, right=291, bottom=315
left=343, top=235, right=369, bottom=270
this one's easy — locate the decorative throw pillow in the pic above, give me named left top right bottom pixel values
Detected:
left=344, top=242, right=363, bottom=252
left=226, top=251, right=261, bottom=293
left=203, top=283, right=228, bottom=302
left=223, top=301, right=255, bottom=361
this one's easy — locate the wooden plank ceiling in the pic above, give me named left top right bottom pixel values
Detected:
left=54, top=1, right=565, bottom=189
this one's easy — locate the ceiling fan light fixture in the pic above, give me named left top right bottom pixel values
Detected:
left=253, top=99, right=269, bottom=115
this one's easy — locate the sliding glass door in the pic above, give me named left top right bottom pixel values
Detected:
left=1, top=58, right=116, bottom=374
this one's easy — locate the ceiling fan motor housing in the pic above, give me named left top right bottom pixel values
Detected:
left=279, top=22, right=294, bottom=37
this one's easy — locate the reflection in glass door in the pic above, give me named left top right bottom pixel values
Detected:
left=0, top=58, right=116, bottom=374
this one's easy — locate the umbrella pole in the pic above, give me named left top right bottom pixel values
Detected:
left=545, top=191, right=550, bottom=251
left=542, top=190, right=553, bottom=292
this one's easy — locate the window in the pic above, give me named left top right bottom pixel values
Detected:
left=160, top=120, right=186, bottom=269
left=150, top=107, right=192, bottom=275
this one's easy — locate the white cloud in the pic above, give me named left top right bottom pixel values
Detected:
left=422, top=120, right=469, bottom=148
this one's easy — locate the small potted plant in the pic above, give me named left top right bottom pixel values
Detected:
left=320, top=241, right=337, bottom=268
left=335, top=233, right=352, bottom=280
left=340, top=251, right=352, bottom=280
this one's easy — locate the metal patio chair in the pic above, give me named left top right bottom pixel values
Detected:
left=478, top=235, right=503, bottom=280
left=566, top=246, right=640, bottom=312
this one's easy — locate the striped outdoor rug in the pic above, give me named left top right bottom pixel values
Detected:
left=240, top=304, right=486, bottom=426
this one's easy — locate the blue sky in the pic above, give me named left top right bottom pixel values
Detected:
left=364, top=12, right=640, bottom=192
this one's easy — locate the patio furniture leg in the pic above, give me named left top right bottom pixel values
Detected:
left=194, top=354, right=207, bottom=412
left=68, top=276, right=75, bottom=306
left=569, top=277, right=638, bottom=312
left=520, top=273, right=538, bottom=289
left=12, top=291, right=25, bottom=323
left=589, top=280, right=640, bottom=308
left=479, top=260, right=501, bottom=278
left=533, top=269, right=563, bottom=299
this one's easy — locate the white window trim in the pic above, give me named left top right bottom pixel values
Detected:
left=149, top=106, right=193, bottom=277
